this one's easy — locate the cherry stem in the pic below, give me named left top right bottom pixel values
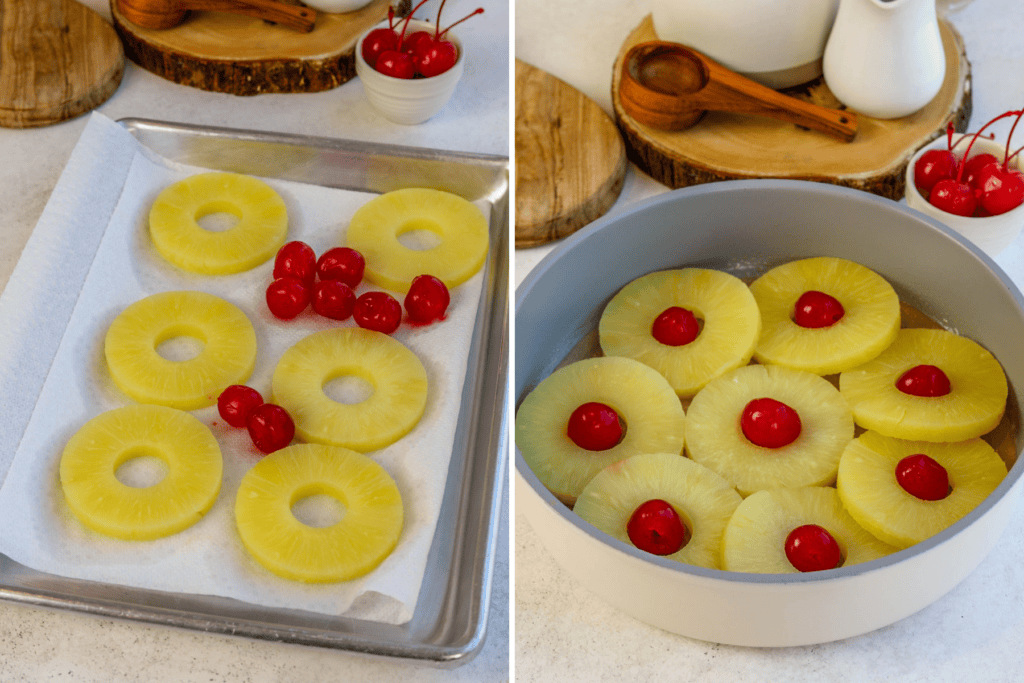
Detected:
left=433, top=0, right=448, bottom=39
left=955, top=110, right=1023, bottom=183
left=437, top=8, right=484, bottom=39
left=387, top=5, right=394, bottom=29
left=1005, top=110, right=1024, bottom=172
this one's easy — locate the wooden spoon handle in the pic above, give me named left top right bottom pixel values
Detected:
left=699, top=57, right=857, bottom=142
left=190, top=0, right=316, bottom=32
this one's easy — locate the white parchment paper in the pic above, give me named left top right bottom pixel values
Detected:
left=0, top=113, right=486, bottom=624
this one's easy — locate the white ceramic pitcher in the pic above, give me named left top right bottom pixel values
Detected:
left=823, top=0, right=945, bottom=119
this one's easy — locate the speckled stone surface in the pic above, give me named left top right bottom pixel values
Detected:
left=515, top=1, right=1024, bottom=680
left=0, top=0, right=509, bottom=679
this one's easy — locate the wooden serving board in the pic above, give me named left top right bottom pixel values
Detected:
left=516, top=60, right=627, bottom=247
left=110, top=0, right=391, bottom=95
left=0, top=0, right=124, bottom=128
left=611, top=16, right=972, bottom=200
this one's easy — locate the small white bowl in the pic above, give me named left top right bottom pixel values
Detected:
left=355, top=20, right=465, bottom=126
left=906, top=134, right=1024, bottom=257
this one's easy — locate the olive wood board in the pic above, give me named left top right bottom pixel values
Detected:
left=0, top=0, right=124, bottom=128
left=110, top=0, right=392, bottom=95
left=515, top=59, right=627, bottom=248
left=611, top=15, right=972, bottom=200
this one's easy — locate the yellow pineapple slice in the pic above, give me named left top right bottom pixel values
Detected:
left=234, top=443, right=403, bottom=583
left=721, top=487, right=897, bottom=573
left=598, top=268, right=761, bottom=397
left=749, top=257, right=900, bottom=375
left=346, top=188, right=489, bottom=293
left=271, top=328, right=427, bottom=452
left=837, top=431, right=1007, bottom=549
left=574, top=452, right=742, bottom=569
left=149, top=172, right=288, bottom=275
left=838, top=328, right=1007, bottom=442
left=515, top=356, right=687, bottom=507
left=685, top=364, right=854, bottom=496
left=60, top=404, right=223, bottom=541
left=105, top=291, right=257, bottom=410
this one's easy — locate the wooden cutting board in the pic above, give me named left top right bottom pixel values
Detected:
left=111, top=0, right=391, bottom=95
left=0, top=0, right=124, bottom=128
left=516, top=59, right=627, bottom=248
left=611, top=15, right=972, bottom=200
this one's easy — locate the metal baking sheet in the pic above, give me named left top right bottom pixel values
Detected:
left=0, top=118, right=509, bottom=665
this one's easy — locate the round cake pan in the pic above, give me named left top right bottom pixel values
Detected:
left=515, top=179, right=1024, bottom=647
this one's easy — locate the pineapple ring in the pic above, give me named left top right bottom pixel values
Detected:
left=685, top=364, right=854, bottom=496
left=515, top=356, right=688, bottom=507
left=721, top=487, right=896, bottom=573
left=838, top=328, right=1008, bottom=442
left=149, top=172, right=288, bottom=275
left=837, top=431, right=1008, bottom=549
left=749, top=257, right=901, bottom=375
left=345, top=188, right=489, bottom=293
left=271, top=328, right=428, bottom=451
left=234, top=443, right=403, bottom=583
left=60, top=405, right=223, bottom=541
left=105, top=291, right=258, bottom=410
left=574, top=453, right=742, bottom=569
left=598, top=268, right=761, bottom=397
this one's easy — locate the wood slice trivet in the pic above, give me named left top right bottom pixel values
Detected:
left=516, top=59, right=627, bottom=248
left=110, top=0, right=392, bottom=95
left=0, top=0, right=124, bottom=128
left=611, top=15, right=972, bottom=200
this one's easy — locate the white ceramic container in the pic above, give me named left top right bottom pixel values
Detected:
left=651, top=0, right=839, bottom=88
left=515, top=180, right=1024, bottom=647
left=906, top=134, right=1024, bottom=257
left=355, top=20, right=464, bottom=125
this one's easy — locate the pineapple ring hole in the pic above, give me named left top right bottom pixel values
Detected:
left=194, top=201, right=242, bottom=233
left=114, top=448, right=169, bottom=489
left=323, top=374, right=375, bottom=405
left=396, top=218, right=444, bottom=251
left=290, top=484, right=346, bottom=528
left=154, top=324, right=207, bottom=362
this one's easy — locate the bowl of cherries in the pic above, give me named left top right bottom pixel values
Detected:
left=356, top=0, right=482, bottom=125
left=906, top=109, right=1024, bottom=257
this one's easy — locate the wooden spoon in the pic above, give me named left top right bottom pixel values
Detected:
left=620, top=41, right=857, bottom=142
left=116, top=0, right=316, bottom=32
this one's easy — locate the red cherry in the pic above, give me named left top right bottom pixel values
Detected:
left=266, top=277, right=310, bottom=320
left=375, top=50, right=415, bottom=78
left=402, top=30, right=434, bottom=56
left=896, top=364, right=951, bottom=397
left=246, top=403, right=295, bottom=454
left=785, top=524, right=842, bottom=572
left=566, top=402, right=622, bottom=451
left=404, top=274, right=450, bottom=323
left=793, top=290, right=845, bottom=328
left=217, top=384, right=264, bottom=428
left=361, top=27, right=399, bottom=68
left=312, top=280, right=356, bottom=320
left=626, top=499, right=689, bottom=556
left=651, top=306, right=700, bottom=346
left=963, top=153, right=999, bottom=190
left=316, top=247, right=365, bottom=288
left=415, top=39, right=459, bottom=78
left=273, top=241, right=317, bottom=286
left=928, top=178, right=977, bottom=217
left=353, top=291, right=402, bottom=333
left=741, top=397, right=802, bottom=449
left=896, top=454, right=950, bottom=501
left=914, top=148, right=958, bottom=194
left=977, top=165, right=1024, bottom=215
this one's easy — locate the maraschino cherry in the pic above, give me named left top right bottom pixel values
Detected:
left=566, top=402, right=622, bottom=451
left=627, top=499, right=689, bottom=556
left=914, top=148, right=958, bottom=194
left=793, top=290, right=845, bottom=328
left=361, top=6, right=400, bottom=68
left=785, top=524, right=842, bottom=572
left=741, top=397, right=802, bottom=448
left=353, top=291, right=403, bottom=334
left=651, top=306, right=700, bottom=346
left=217, top=385, right=264, bottom=428
left=246, top=403, right=295, bottom=454
left=896, top=454, right=950, bottom=501
left=896, top=364, right=951, bottom=397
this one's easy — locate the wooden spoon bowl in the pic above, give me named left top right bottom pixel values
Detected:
left=620, top=41, right=857, bottom=142
left=116, top=0, right=316, bottom=32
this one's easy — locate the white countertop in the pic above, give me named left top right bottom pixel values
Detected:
left=514, top=1, right=1024, bottom=681
left=0, top=1, right=508, bottom=680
